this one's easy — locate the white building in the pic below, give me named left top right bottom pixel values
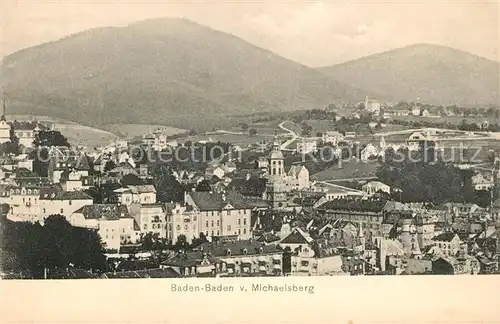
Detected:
left=322, top=131, right=344, bottom=145
left=71, top=204, right=140, bottom=250
left=286, top=165, right=310, bottom=190
left=296, top=138, right=317, bottom=154
left=113, top=185, right=157, bottom=205
left=362, top=181, right=391, bottom=196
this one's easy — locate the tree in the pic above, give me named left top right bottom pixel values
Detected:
left=153, top=165, right=185, bottom=203
left=173, top=234, right=189, bottom=251
left=249, top=128, right=257, bottom=136
left=121, top=173, right=145, bottom=186
left=104, top=160, right=117, bottom=172
left=0, top=214, right=105, bottom=278
left=33, top=130, right=70, bottom=148
left=240, top=123, right=249, bottom=131
left=0, top=125, right=21, bottom=155
left=191, top=232, right=209, bottom=248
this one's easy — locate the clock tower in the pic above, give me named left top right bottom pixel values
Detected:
left=265, top=137, right=287, bottom=209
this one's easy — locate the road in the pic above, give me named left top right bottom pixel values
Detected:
left=278, top=121, right=301, bottom=150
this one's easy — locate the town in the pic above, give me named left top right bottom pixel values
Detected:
left=1, top=97, right=500, bottom=279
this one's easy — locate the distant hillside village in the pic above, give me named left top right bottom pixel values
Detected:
left=1, top=97, right=500, bottom=280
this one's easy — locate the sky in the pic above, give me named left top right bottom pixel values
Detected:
left=1, top=0, right=499, bottom=67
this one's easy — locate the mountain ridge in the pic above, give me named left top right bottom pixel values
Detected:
left=1, top=18, right=371, bottom=130
left=318, top=43, right=499, bottom=106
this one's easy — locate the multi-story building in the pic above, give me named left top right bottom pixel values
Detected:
left=113, top=185, right=157, bottom=205
left=129, top=203, right=166, bottom=238
left=38, top=188, right=94, bottom=221
left=10, top=120, right=42, bottom=147
left=6, top=186, right=93, bottom=223
left=70, top=204, right=139, bottom=250
left=322, top=131, right=344, bottom=146
left=432, top=232, right=461, bottom=257
left=296, top=138, right=317, bottom=154
left=198, top=240, right=283, bottom=276
left=286, top=165, right=309, bottom=190
left=182, top=190, right=253, bottom=241
left=316, top=200, right=387, bottom=237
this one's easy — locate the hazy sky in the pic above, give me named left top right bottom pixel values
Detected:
left=1, top=1, right=499, bottom=66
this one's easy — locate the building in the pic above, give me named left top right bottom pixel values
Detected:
left=286, top=165, right=309, bottom=190
left=10, top=120, right=41, bottom=148
left=113, top=185, right=157, bottom=205
left=197, top=240, right=283, bottom=276
left=160, top=251, right=220, bottom=277
left=205, top=165, right=225, bottom=180
left=141, top=129, right=168, bottom=151
left=129, top=203, right=166, bottom=238
left=181, top=190, right=254, bottom=241
left=411, top=105, right=421, bottom=116
left=316, top=200, right=388, bottom=236
left=38, top=188, right=94, bottom=221
left=280, top=228, right=346, bottom=276
left=7, top=185, right=94, bottom=223
left=360, top=144, right=381, bottom=161
left=71, top=204, right=139, bottom=250
left=265, top=137, right=287, bottom=209
left=322, top=131, right=344, bottom=145
left=471, top=172, right=493, bottom=191
left=365, top=97, right=381, bottom=114
left=432, top=232, right=461, bottom=257
left=362, top=181, right=391, bottom=196
left=296, top=138, right=317, bottom=154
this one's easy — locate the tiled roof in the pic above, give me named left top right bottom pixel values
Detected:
left=161, top=251, right=219, bottom=267
left=188, top=190, right=264, bottom=211
left=292, top=195, right=324, bottom=207
left=433, top=232, right=459, bottom=242
left=74, top=204, right=131, bottom=220
left=197, top=240, right=282, bottom=257
left=39, top=188, right=92, bottom=200
left=317, top=199, right=386, bottom=213
left=280, top=228, right=313, bottom=244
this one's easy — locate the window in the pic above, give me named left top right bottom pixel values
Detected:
left=301, top=261, right=309, bottom=267
left=211, top=220, right=214, bottom=227
left=206, top=221, right=209, bottom=227
left=69, top=200, right=72, bottom=206
left=238, top=229, right=241, bottom=235
left=144, top=224, right=148, bottom=230
left=122, top=229, right=125, bottom=233
left=238, top=219, right=241, bottom=225
left=217, top=230, right=220, bottom=235
left=184, top=224, right=188, bottom=230
left=243, top=218, right=247, bottom=225
left=243, top=228, right=246, bottom=234
left=227, top=225, right=231, bottom=231
left=43, top=208, right=46, bottom=213
left=217, top=220, right=219, bottom=226
left=211, top=211, right=214, bottom=216
left=60, top=208, right=64, bottom=214
left=176, top=225, right=181, bottom=231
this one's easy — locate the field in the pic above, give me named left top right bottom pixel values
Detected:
left=8, top=115, right=118, bottom=147
left=389, top=115, right=493, bottom=126
left=311, top=160, right=380, bottom=181
left=104, top=124, right=188, bottom=139
left=182, top=133, right=275, bottom=148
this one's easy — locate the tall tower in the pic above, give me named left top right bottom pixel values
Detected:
left=265, top=136, right=287, bottom=209
left=0, top=98, right=11, bottom=144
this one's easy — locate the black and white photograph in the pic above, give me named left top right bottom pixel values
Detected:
left=0, top=0, right=499, bottom=284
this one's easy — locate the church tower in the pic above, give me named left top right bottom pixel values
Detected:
left=265, top=136, right=287, bottom=209
left=0, top=98, right=11, bottom=144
